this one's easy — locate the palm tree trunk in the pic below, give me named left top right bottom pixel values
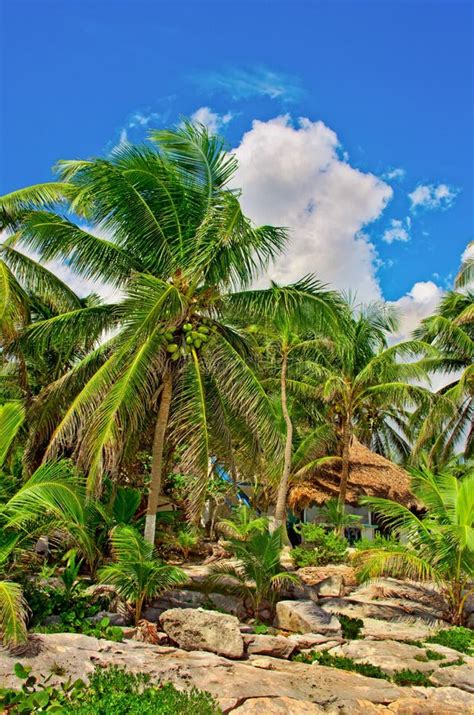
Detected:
left=144, top=370, right=173, bottom=544
left=338, top=414, right=352, bottom=507
left=275, top=349, right=292, bottom=529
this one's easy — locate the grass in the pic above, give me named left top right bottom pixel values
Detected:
left=426, top=627, right=473, bottom=656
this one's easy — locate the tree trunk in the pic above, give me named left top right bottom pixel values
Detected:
left=274, top=349, right=292, bottom=530
left=144, top=370, right=173, bottom=544
left=338, top=414, right=352, bottom=507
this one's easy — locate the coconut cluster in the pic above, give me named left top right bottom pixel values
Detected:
left=162, top=318, right=214, bottom=361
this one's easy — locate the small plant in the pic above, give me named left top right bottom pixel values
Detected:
left=424, top=649, right=445, bottom=661
left=60, top=549, right=82, bottom=598
left=439, top=656, right=465, bottom=667
left=392, top=669, right=434, bottom=687
left=293, top=650, right=387, bottom=679
left=337, top=614, right=364, bottom=640
left=208, top=527, right=299, bottom=617
left=426, top=626, right=474, bottom=656
left=98, top=525, right=186, bottom=624
left=291, top=525, right=347, bottom=567
left=37, top=615, right=124, bottom=642
left=253, top=621, right=270, bottom=635
left=174, top=528, right=199, bottom=561
left=217, top=505, right=268, bottom=540
left=0, top=664, right=221, bottom=714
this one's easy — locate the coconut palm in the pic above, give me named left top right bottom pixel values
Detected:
left=2, top=123, right=344, bottom=544
left=413, top=289, right=474, bottom=465
left=208, top=526, right=298, bottom=616
left=226, top=285, right=343, bottom=529
left=304, top=303, right=434, bottom=504
left=354, top=466, right=474, bottom=625
left=98, top=525, right=185, bottom=624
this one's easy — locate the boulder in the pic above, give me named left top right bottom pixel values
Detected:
left=297, top=565, right=357, bottom=591
left=390, top=686, right=474, bottom=714
left=230, top=696, right=325, bottom=713
left=431, top=663, right=474, bottom=693
left=244, top=634, right=296, bottom=659
left=89, top=610, right=127, bottom=626
left=361, top=617, right=439, bottom=642
left=287, top=633, right=343, bottom=651
left=320, top=596, right=446, bottom=627
left=274, top=600, right=341, bottom=636
left=159, top=607, right=244, bottom=659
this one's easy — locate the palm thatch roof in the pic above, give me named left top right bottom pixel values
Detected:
left=288, top=437, right=415, bottom=509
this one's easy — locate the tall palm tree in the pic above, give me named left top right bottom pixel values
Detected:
left=225, top=282, right=343, bottom=529
left=1, top=123, right=314, bottom=543
left=305, top=304, right=434, bottom=504
left=413, top=289, right=474, bottom=465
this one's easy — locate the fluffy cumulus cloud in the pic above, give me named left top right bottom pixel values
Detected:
left=409, top=183, right=458, bottom=211
left=382, top=218, right=411, bottom=244
left=190, top=106, right=233, bottom=134
left=232, top=116, right=393, bottom=301
left=389, top=281, right=444, bottom=343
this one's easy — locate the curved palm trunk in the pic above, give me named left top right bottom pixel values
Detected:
left=144, top=370, right=173, bottom=545
left=274, top=349, right=292, bottom=532
left=338, top=413, right=352, bottom=507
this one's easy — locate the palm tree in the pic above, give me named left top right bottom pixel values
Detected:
left=217, top=504, right=269, bottom=540
left=1, top=123, right=293, bottom=543
left=98, top=525, right=185, bottom=624
left=353, top=466, right=474, bottom=625
left=307, top=303, right=434, bottom=505
left=413, top=289, right=474, bottom=465
left=208, top=527, right=298, bottom=616
left=227, top=282, right=342, bottom=529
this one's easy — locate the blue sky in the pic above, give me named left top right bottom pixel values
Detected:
left=1, top=0, right=472, bottom=314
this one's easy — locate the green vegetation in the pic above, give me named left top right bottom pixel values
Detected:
left=0, top=664, right=221, bottom=714
left=0, top=122, right=472, bottom=647
left=208, top=526, right=299, bottom=616
left=392, top=669, right=434, bottom=687
left=337, top=614, right=364, bottom=640
left=293, top=650, right=388, bottom=679
left=292, top=523, right=347, bottom=566
left=426, top=627, right=474, bottom=656
left=354, top=467, right=474, bottom=624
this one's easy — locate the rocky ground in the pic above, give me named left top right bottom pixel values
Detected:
left=1, top=567, right=472, bottom=714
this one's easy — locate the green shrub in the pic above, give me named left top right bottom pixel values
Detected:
left=253, top=622, right=270, bottom=635
left=0, top=664, right=221, bottom=714
left=392, top=669, right=434, bottom=687
left=293, top=650, right=387, bottom=679
left=353, top=535, right=398, bottom=551
left=439, top=656, right=465, bottom=668
left=37, top=615, right=123, bottom=642
left=424, top=649, right=445, bottom=661
left=291, top=526, right=347, bottom=567
left=337, top=614, right=363, bottom=640
left=426, top=627, right=474, bottom=656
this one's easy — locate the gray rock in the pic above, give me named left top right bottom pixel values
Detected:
left=274, top=600, right=341, bottom=636
left=89, top=611, right=127, bottom=626
left=244, top=634, right=296, bottom=659
left=287, top=633, right=342, bottom=651
left=361, top=616, right=440, bottom=642
left=159, top=607, right=244, bottom=659
left=431, top=664, right=474, bottom=693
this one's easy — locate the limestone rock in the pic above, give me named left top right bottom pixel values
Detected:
left=431, top=663, right=474, bottom=692
left=361, top=617, right=439, bottom=642
left=320, top=596, right=445, bottom=628
left=230, top=696, right=325, bottom=713
left=274, top=600, right=341, bottom=636
left=244, top=634, right=295, bottom=659
left=159, top=607, right=244, bottom=659
left=287, top=633, right=343, bottom=651
left=332, top=639, right=444, bottom=675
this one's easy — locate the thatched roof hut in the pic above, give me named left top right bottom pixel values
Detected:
left=288, top=438, right=415, bottom=509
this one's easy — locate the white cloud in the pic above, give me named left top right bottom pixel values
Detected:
left=190, top=106, right=233, bottom=134
left=389, top=281, right=443, bottom=344
left=382, top=218, right=410, bottom=244
left=384, top=167, right=406, bottom=181
left=232, top=116, right=393, bottom=301
left=409, top=183, right=458, bottom=211
left=192, top=66, right=304, bottom=102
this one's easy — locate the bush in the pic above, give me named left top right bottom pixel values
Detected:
left=37, top=615, right=123, bottom=642
left=392, top=669, right=434, bottom=687
left=0, top=664, right=221, bottom=714
left=353, top=535, right=398, bottom=551
left=337, top=614, right=363, bottom=640
left=291, top=525, right=347, bottom=567
left=426, top=627, right=474, bottom=656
